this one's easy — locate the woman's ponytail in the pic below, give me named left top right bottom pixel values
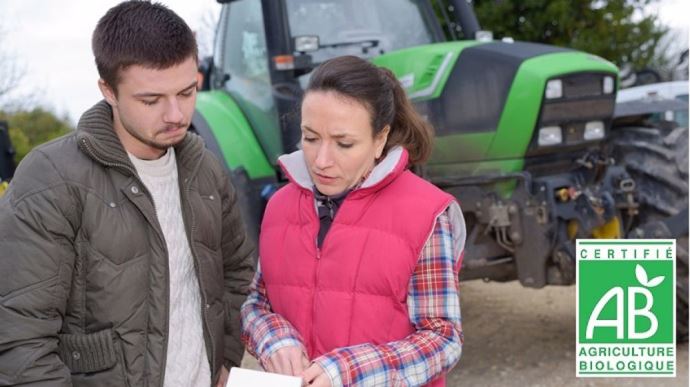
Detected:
left=378, top=67, right=434, bottom=164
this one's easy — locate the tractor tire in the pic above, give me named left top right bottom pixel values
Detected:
left=610, top=126, right=689, bottom=341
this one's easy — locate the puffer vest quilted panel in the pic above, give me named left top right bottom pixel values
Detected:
left=261, top=165, right=453, bottom=386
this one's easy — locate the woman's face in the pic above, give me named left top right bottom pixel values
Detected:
left=301, top=90, right=389, bottom=196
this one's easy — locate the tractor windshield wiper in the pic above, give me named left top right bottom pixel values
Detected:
left=318, top=38, right=380, bottom=52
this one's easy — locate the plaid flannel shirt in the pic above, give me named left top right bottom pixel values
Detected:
left=241, top=211, right=463, bottom=386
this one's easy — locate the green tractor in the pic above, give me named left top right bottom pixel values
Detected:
left=193, top=0, right=688, bottom=339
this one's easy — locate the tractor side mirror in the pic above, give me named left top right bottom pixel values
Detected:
left=199, top=56, right=231, bottom=91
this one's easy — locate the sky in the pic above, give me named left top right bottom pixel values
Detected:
left=0, top=0, right=220, bottom=122
left=0, top=0, right=688, bottom=125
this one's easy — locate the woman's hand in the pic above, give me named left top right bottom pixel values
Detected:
left=301, top=362, right=332, bottom=387
left=266, top=346, right=310, bottom=376
left=215, top=366, right=229, bottom=387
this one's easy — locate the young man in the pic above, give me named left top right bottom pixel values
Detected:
left=0, top=2, right=254, bottom=386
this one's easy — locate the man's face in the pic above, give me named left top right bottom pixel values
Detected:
left=99, top=56, right=200, bottom=160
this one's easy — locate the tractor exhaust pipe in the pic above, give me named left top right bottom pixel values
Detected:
left=450, top=0, right=481, bottom=39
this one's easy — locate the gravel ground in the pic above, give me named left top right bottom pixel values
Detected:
left=241, top=280, right=688, bottom=386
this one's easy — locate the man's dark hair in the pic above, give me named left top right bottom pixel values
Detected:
left=92, top=0, right=198, bottom=90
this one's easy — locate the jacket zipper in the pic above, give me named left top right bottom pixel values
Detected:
left=309, top=194, right=343, bottom=352
left=182, top=178, right=217, bottom=379
left=80, top=138, right=172, bottom=387
left=311, top=237, right=322, bottom=353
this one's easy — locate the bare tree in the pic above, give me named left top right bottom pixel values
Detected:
left=0, top=21, right=42, bottom=111
left=0, top=25, right=25, bottom=107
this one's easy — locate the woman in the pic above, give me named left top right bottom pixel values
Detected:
left=241, top=55, right=466, bottom=387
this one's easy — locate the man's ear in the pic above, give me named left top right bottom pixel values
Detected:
left=98, top=79, right=117, bottom=107
left=196, top=71, right=203, bottom=90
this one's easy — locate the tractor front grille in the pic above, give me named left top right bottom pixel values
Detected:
left=563, top=73, right=606, bottom=98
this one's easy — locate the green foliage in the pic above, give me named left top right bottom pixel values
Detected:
left=7, top=125, right=30, bottom=165
left=470, top=0, right=668, bottom=69
left=0, top=108, right=73, bottom=165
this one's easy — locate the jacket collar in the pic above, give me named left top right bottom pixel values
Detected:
left=277, top=146, right=409, bottom=198
left=75, top=100, right=204, bottom=179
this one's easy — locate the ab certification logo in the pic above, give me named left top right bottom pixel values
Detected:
left=576, top=239, right=676, bottom=377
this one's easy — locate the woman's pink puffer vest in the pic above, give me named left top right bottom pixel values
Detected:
left=260, top=149, right=455, bottom=386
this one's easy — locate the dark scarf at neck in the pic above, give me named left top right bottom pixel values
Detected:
left=314, top=188, right=350, bottom=248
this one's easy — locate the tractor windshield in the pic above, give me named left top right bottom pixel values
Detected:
left=286, top=0, right=437, bottom=63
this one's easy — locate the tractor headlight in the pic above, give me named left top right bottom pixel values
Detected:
left=538, top=126, right=563, bottom=146
left=294, top=35, right=319, bottom=52
left=584, top=121, right=605, bottom=140
left=545, top=79, right=563, bottom=99
left=602, top=76, right=614, bottom=94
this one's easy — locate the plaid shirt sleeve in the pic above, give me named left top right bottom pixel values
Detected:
left=313, top=211, right=463, bottom=386
left=240, top=266, right=308, bottom=367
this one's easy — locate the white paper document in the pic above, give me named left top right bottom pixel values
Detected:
left=227, top=367, right=302, bottom=387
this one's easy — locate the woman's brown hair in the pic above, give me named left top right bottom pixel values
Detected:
left=305, top=56, right=434, bottom=164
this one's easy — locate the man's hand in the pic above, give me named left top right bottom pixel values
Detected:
left=216, top=366, right=229, bottom=387
left=266, top=346, right=310, bottom=376
left=301, top=362, right=332, bottom=387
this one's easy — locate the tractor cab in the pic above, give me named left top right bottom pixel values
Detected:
left=204, top=0, right=480, bottom=162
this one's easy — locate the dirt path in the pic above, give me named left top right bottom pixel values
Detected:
left=241, top=280, right=688, bottom=386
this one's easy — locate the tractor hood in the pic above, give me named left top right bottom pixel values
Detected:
left=374, top=41, right=618, bottom=173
